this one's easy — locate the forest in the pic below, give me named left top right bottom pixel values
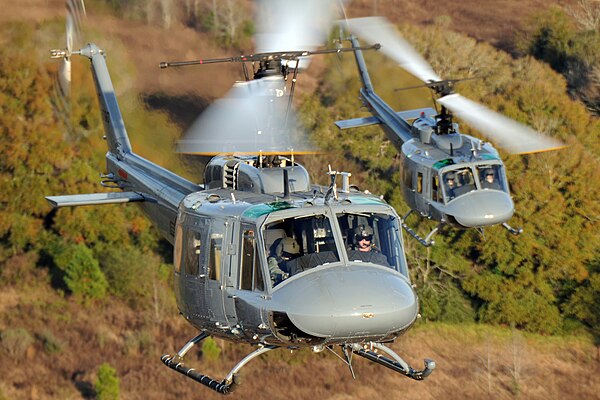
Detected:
left=0, top=0, right=599, bottom=399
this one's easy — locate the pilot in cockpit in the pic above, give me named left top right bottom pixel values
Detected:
left=481, top=168, right=501, bottom=190
left=354, top=225, right=375, bottom=252
left=267, top=237, right=300, bottom=284
left=445, top=173, right=457, bottom=200
left=348, top=225, right=390, bottom=266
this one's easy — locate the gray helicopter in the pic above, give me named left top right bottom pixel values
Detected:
left=336, top=18, right=565, bottom=246
left=46, top=2, right=434, bottom=394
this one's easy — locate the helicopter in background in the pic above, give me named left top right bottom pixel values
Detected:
left=336, top=17, right=565, bottom=246
left=47, top=1, right=434, bottom=395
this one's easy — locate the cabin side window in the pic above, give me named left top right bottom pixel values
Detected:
left=207, top=219, right=226, bottom=281
left=431, top=175, right=440, bottom=202
left=209, top=235, right=222, bottom=280
left=403, top=166, right=413, bottom=190
left=174, top=222, right=183, bottom=274
left=184, top=230, right=202, bottom=276
left=239, top=227, right=265, bottom=292
left=182, top=215, right=210, bottom=277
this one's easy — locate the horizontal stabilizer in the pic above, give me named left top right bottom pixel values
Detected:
left=396, top=107, right=437, bottom=120
left=46, top=192, right=153, bottom=208
left=335, top=107, right=437, bottom=130
left=335, top=116, right=381, bottom=130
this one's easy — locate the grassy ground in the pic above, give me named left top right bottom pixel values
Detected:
left=0, top=269, right=598, bottom=400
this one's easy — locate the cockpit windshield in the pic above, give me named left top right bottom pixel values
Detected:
left=337, top=212, right=406, bottom=275
left=476, top=164, right=506, bottom=191
left=442, top=164, right=507, bottom=202
left=263, top=215, right=340, bottom=286
left=263, top=210, right=407, bottom=286
left=443, top=167, right=476, bottom=201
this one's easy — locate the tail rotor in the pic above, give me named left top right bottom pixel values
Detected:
left=51, top=0, right=86, bottom=101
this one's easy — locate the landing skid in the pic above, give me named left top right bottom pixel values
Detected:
left=163, top=334, right=434, bottom=394
left=502, top=222, right=523, bottom=235
left=401, top=210, right=442, bottom=247
left=347, top=342, right=435, bottom=380
left=161, top=332, right=277, bottom=395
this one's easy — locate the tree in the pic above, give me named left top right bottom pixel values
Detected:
left=57, top=243, right=108, bottom=301
left=95, top=363, right=120, bottom=400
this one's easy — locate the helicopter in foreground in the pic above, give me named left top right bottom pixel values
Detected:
left=46, top=1, right=434, bottom=394
left=336, top=18, right=565, bottom=246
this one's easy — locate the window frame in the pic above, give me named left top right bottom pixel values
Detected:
left=239, top=226, right=266, bottom=292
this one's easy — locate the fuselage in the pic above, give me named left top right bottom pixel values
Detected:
left=172, top=187, right=417, bottom=347
left=398, top=131, right=514, bottom=228
left=75, top=41, right=418, bottom=350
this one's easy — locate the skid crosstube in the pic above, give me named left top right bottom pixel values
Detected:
left=161, top=332, right=277, bottom=395
left=161, top=354, right=233, bottom=394
left=163, top=332, right=434, bottom=394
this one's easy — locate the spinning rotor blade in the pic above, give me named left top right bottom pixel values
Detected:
left=346, top=17, right=441, bottom=83
left=255, top=0, right=337, bottom=69
left=57, top=0, right=86, bottom=98
left=177, top=77, right=315, bottom=155
left=438, top=94, right=565, bottom=154
left=348, top=16, right=564, bottom=154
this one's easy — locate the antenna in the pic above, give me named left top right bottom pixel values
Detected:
left=283, top=169, right=290, bottom=199
left=324, top=165, right=338, bottom=203
left=340, top=172, right=352, bottom=193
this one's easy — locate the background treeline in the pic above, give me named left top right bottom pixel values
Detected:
left=98, top=0, right=256, bottom=46
left=0, top=20, right=178, bottom=313
left=516, top=1, right=600, bottom=115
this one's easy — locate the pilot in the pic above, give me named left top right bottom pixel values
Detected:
left=481, top=169, right=500, bottom=190
left=267, top=237, right=300, bottom=284
left=354, top=225, right=375, bottom=252
left=445, top=173, right=457, bottom=199
left=350, top=225, right=390, bottom=266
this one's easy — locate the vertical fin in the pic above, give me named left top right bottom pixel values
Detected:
left=79, top=44, right=132, bottom=159
left=350, top=36, right=375, bottom=93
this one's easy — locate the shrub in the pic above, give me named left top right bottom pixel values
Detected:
left=0, top=328, right=34, bottom=357
left=123, top=330, right=154, bottom=356
left=58, top=243, right=108, bottom=301
left=95, top=363, right=120, bottom=400
left=201, top=337, right=221, bottom=361
left=39, top=330, right=64, bottom=355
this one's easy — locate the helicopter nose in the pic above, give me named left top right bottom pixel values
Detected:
left=446, top=190, right=514, bottom=228
left=270, top=264, right=418, bottom=339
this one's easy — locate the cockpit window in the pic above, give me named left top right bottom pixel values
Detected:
left=477, top=164, right=506, bottom=192
left=337, top=213, right=407, bottom=276
left=263, top=215, right=339, bottom=286
left=443, top=167, right=476, bottom=201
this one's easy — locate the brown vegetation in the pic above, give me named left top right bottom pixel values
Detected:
left=350, top=0, right=578, bottom=52
left=0, top=266, right=598, bottom=400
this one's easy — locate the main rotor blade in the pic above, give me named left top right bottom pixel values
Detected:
left=177, top=77, right=315, bottom=155
left=255, top=0, right=337, bottom=69
left=437, top=94, right=565, bottom=154
left=346, top=17, right=441, bottom=83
